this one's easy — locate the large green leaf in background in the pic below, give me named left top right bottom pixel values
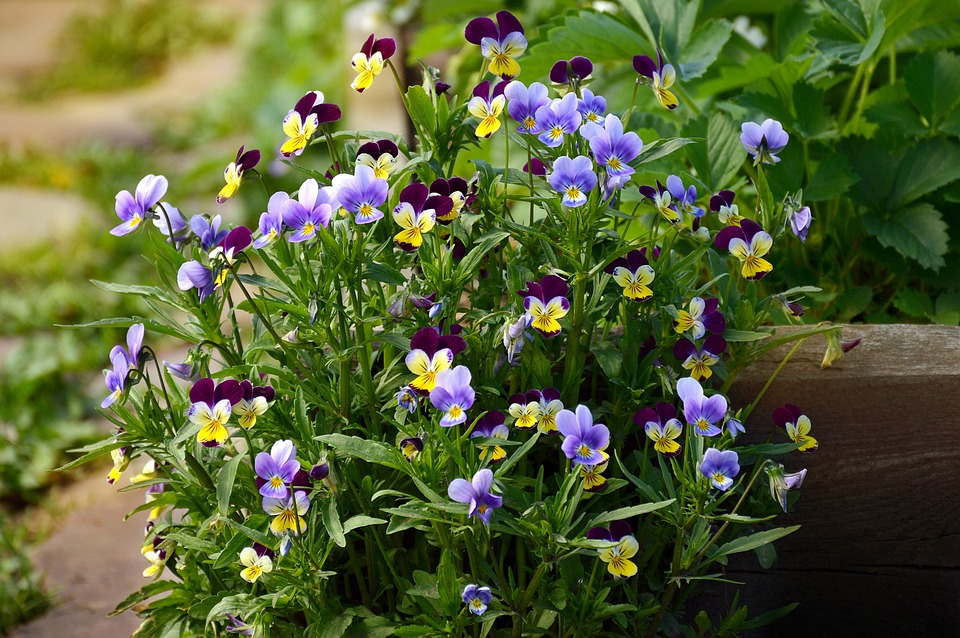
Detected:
left=811, top=0, right=886, bottom=65
left=904, top=50, right=960, bottom=131
left=682, top=111, right=742, bottom=192
left=863, top=204, right=949, bottom=271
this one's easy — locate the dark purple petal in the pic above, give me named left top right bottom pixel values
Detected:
left=655, top=401, right=677, bottom=423
left=625, top=249, right=650, bottom=271
left=377, top=139, right=399, bottom=157
left=215, top=379, right=243, bottom=405
left=400, top=182, right=429, bottom=212
left=359, top=33, right=376, bottom=57
left=373, top=37, right=397, bottom=60
left=426, top=194, right=454, bottom=219
left=410, top=327, right=440, bottom=356
left=523, top=158, right=547, bottom=175
left=587, top=526, right=613, bottom=541
left=517, top=280, right=543, bottom=301
left=492, top=80, right=508, bottom=99
left=539, top=274, right=568, bottom=300
left=609, top=519, right=632, bottom=540
left=357, top=141, right=380, bottom=157
left=293, top=93, right=315, bottom=122
left=673, top=338, right=697, bottom=361
left=633, top=407, right=659, bottom=427
left=570, top=56, right=593, bottom=79
left=240, top=379, right=254, bottom=401
left=437, top=333, right=467, bottom=357
left=550, top=60, right=569, bottom=84
left=703, top=334, right=727, bottom=356
left=238, top=148, right=261, bottom=172
left=496, top=11, right=524, bottom=36
left=254, top=385, right=276, bottom=402
left=312, top=103, right=342, bottom=124
left=541, top=387, right=560, bottom=402
left=190, top=378, right=215, bottom=405
left=473, top=80, right=490, bottom=100
left=220, top=226, right=252, bottom=253
left=633, top=54, right=656, bottom=78
left=739, top=218, right=763, bottom=242
left=465, top=17, right=497, bottom=45
left=435, top=80, right=451, bottom=94
left=713, top=225, right=745, bottom=251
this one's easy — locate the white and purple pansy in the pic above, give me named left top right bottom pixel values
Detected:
left=111, top=174, right=168, bottom=237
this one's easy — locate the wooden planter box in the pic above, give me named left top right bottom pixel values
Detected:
left=698, top=324, right=960, bottom=636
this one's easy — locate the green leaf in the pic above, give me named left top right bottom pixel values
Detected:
left=590, top=341, right=623, bottom=379
left=635, top=137, right=697, bottom=166
left=364, top=262, right=406, bottom=286
left=713, top=525, right=801, bottom=558
left=804, top=153, right=860, bottom=202
left=889, top=139, right=960, bottom=208
left=587, top=499, right=676, bottom=528
left=342, top=515, right=388, bottom=535
left=678, top=17, right=734, bottom=80
left=811, top=0, right=885, bottom=65
left=722, top=329, right=771, bottom=342
left=863, top=204, right=949, bottom=271
left=683, top=112, right=742, bottom=192
left=792, top=81, right=835, bottom=139
left=110, top=580, right=178, bottom=616
left=405, top=85, right=435, bottom=130
left=904, top=50, right=960, bottom=127
left=893, top=289, right=934, bottom=318
left=216, top=454, right=245, bottom=517
left=316, top=434, right=403, bottom=470
left=755, top=542, right=777, bottom=569
left=835, top=285, right=873, bottom=321
left=454, top=230, right=510, bottom=286
left=324, top=498, right=346, bottom=547
left=165, top=531, right=219, bottom=554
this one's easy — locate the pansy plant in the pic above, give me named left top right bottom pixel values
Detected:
left=548, top=156, right=597, bottom=208
left=252, top=192, right=287, bottom=249
left=639, top=180, right=680, bottom=225
left=462, top=584, right=493, bottom=616
left=430, top=177, right=474, bottom=224
left=356, top=139, right=400, bottom=180
left=233, top=379, right=275, bottom=429
left=550, top=56, right=593, bottom=93
left=263, top=491, right=311, bottom=536
left=392, top=182, right=452, bottom=252
left=503, top=80, right=549, bottom=134
left=331, top=164, right=389, bottom=224
left=633, top=50, right=678, bottom=110
left=673, top=335, right=727, bottom=382
left=280, top=91, right=342, bottom=158
left=405, top=326, right=466, bottom=394
left=255, top=440, right=300, bottom=500
left=677, top=377, right=727, bottom=437
left=700, top=448, right=740, bottom=491
left=508, top=390, right=542, bottom=430
left=587, top=521, right=639, bottom=578
left=187, top=377, right=242, bottom=447
left=429, top=365, right=476, bottom=427
left=674, top=297, right=726, bottom=340
left=710, top=190, right=742, bottom=226
left=468, top=80, right=507, bottom=138
left=471, top=411, right=510, bottom=463
left=448, top=468, right=502, bottom=526
left=465, top=11, right=526, bottom=78
left=281, top=178, right=337, bottom=242
left=111, top=174, right=168, bottom=236
left=581, top=113, right=642, bottom=178
left=535, top=93, right=582, bottom=148
left=741, top=118, right=789, bottom=165
left=557, top=404, right=609, bottom=466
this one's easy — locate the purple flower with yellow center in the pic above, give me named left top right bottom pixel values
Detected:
left=217, top=145, right=260, bottom=204
left=101, top=350, right=129, bottom=409
left=674, top=335, right=727, bottom=382
left=399, top=436, right=423, bottom=461
left=550, top=56, right=593, bottom=91
left=239, top=546, right=273, bottom=584
left=253, top=192, right=287, bottom=249
left=766, top=463, right=807, bottom=512
left=715, top=218, right=774, bottom=280
left=234, top=380, right=275, bottom=430
left=397, top=385, right=419, bottom=413
left=508, top=390, right=541, bottom=430
left=393, top=182, right=452, bottom=252
left=332, top=164, right=389, bottom=224
left=677, top=377, right=727, bottom=437
left=710, top=190, right=742, bottom=226
left=187, top=377, right=242, bottom=447
left=773, top=403, right=819, bottom=451
left=587, top=521, right=639, bottom=578
left=577, top=88, right=606, bottom=125
left=111, top=174, right=167, bottom=236
left=518, top=275, right=570, bottom=338
left=430, top=177, right=474, bottom=224
left=282, top=178, right=337, bottom=242
left=109, top=322, right=144, bottom=373
left=356, top=139, right=399, bottom=180
left=548, top=155, right=597, bottom=208
left=639, top=180, right=680, bottom=225
left=741, top=118, right=789, bottom=165
left=634, top=402, right=683, bottom=457
left=465, top=11, right=526, bottom=78
left=503, top=80, right=549, bottom=134
left=351, top=34, right=396, bottom=93
left=581, top=114, right=642, bottom=178
left=255, top=439, right=300, bottom=500
left=604, top=249, right=655, bottom=302
left=557, top=404, right=609, bottom=466
left=462, top=584, right=493, bottom=616
left=189, top=214, right=228, bottom=251
left=535, top=93, right=582, bottom=148
left=534, top=387, right=563, bottom=434
left=448, top=468, right=502, bottom=526
left=471, top=411, right=509, bottom=463
left=789, top=205, right=812, bottom=242
left=405, top=327, right=461, bottom=394
left=666, top=175, right=704, bottom=218
left=674, top=297, right=726, bottom=340
left=467, top=80, right=507, bottom=138
left=633, top=50, right=678, bottom=111
left=700, top=447, right=740, bottom=491
left=263, top=491, right=311, bottom=536
left=430, top=365, right=476, bottom=427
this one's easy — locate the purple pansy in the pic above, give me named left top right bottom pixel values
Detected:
left=548, top=155, right=597, bottom=208
left=177, top=260, right=216, bottom=302
left=674, top=297, right=726, bottom=340
left=187, top=377, right=243, bottom=447
left=503, top=80, right=549, bottom=134
left=109, top=323, right=144, bottom=373
left=677, top=377, right=727, bottom=437
left=217, top=145, right=260, bottom=204
left=101, top=350, right=129, bottom=409
left=557, top=404, right=609, bottom=466
left=356, top=139, right=400, bottom=180
left=581, top=114, right=642, bottom=178
left=397, top=385, right=419, bottom=413
left=448, top=468, right=502, bottom=526
left=430, top=176, right=475, bottom=224
left=700, top=447, right=740, bottom=491
left=405, top=326, right=467, bottom=395
left=638, top=180, right=681, bottom=225
left=471, top=411, right=510, bottom=463
left=632, top=50, right=678, bottom=110
left=535, top=93, right=582, bottom=147
left=462, top=584, right=493, bottom=616
left=502, top=314, right=533, bottom=365
left=518, top=275, right=570, bottom=338
left=282, top=178, right=337, bottom=242
left=332, top=164, right=389, bottom=224
left=790, top=205, right=812, bottom=242
left=666, top=175, right=705, bottom=218
left=577, top=89, right=606, bottom=125
left=710, top=190, right=743, bottom=226
left=255, top=440, right=300, bottom=500
left=766, top=463, right=807, bottom=512
left=550, top=56, right=593, bottom=86
left=152, top=204, right=188, bottom=243
left=189, top=214, right=228, bottom=251
left=233, top=379, right=275, bottom=429
left=674, top=335, right=727, bottom=382
left=399, top=436, right=423, bottom=461
left=429, top=365, right=476, bottom=427
left=740, top=119, right=789, bottom=165
left=714, top=218, right=774, bottom=280
left=523, top=157, right=548, bottom=176
left=604, top=249, right=656, bottom=302
left=111, top=174, right=168, bottom=237
left=253, top=192, right=287, bottom=249
left=465, top=11, right=526, bottom=79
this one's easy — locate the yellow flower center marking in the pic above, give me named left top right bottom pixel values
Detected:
left=696, top=418, right=711, bottom=432
left=448, top=405, right=463, bottom=420
left=302, top=221, right=315, bottom=236
left=359, top=203, right=374, bottom=219
left=550, top=126, right=564, bottom=140
left=565, top=186, right=582, bottom=201
left=523, top=116, right=536, bottom=130
left=608, top=157, right=622, bottom=171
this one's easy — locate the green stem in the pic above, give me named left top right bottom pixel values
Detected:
left=349, top=285, right=380, bottom=435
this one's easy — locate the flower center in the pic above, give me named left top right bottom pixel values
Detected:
left=565, top=186, right=582, bottom=201
left=448, top=405, right=463, bottom=419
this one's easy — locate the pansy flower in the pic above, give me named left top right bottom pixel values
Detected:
left=141, top=536, right=171, bottom=578
left=714, top=218, right=774, bottom=280
left=430, top=365, right=476, bottom=427
left=789, top=205, right=812, bottom=242
left=710, top=190, right=742, bottom=226
left=356, top=139, right=399, bottom=180
left=638, top=180, right=680, bottom=225
left=467, top=80, right=507, bottom=138
left=674, top=297, right=726, bottom=340
left=253, top=192, right=287, bottom=249
left=108, top=323, right=144, bottom=375
left=535, top=93, right=582, bottom=148
left=666, top=175, right=704, bottom=218
left=397, top=386, right=419, bottom=413
left=579, top=452, right=609, bottom=492
left=152, top=204, right=188, bottom=243
left=634, top=402, right=683, bottom=457
left=239, top=547, right=273, bottom=584
left=399, top=436, right=423, bottom=461
left=462, top=584, right=493, bottom=616
left=208, top=226, right=253, bottom=288
left=351, top=34, right=396, bottom=93
left=471, top=411, right=509, bottom=463
left=465, top=11, right=527, bottom=78
left=189, top=214, right=228, bottom=252
left=263, top=491, right=311, bottom=536
left=502, top=314, right=533, bottom=365
left=217, top=146, right=260, bottom=204
left=405, top=326, right=466, bottom=394
left=430, top=177, right=475, bottom=224
left=232, top=380, right=274, bottom=430
left=282, top=178, right=337, bottom=242
left=518, top=275, right=570, bottom=338
left=557, top=404, right=609, bottom=466
left=587, top=521, right=639, bottom=578
left=700, top=447, right=740, bottom=491
left=677, top=377, right=727, bottom=437
left=534, top=388, right=563, bottom=434
left=725, top=415, right=746, bottom=440
left=605, top=250, right=655, bottom=302
left=255, top=439, right=300, bottom=500
left=773, top=403, right=819, bottom=451
left=741, top=119, right=789, bottom=165
left=187, top=377, right=243, bottom=447
left=548, top=155, right=597, bottom=208
left=309, top=459, right=337, bottom=495
left=633, top=50, right=678, bottom=110
left=766, top=463, right=807, bottom=512
left=508, top=390, right=542, bottom=430
left=392, top=182, right=452, bottom=251
left=331, top=164, right=389, bottom=224
left=106, top=445, right=130, bottom=484
left=503, top=80, right=549, bottom=134
left=280, top=91, right=342, bottom=157
left=448, top=468, right=502, bottom=526
left=225, top=615, right=254, bottom=636
left=111, top=174, right=168, bottom=236
left=577, top=89, right=606, bottom=125
left=550, top=56, right=593, bottom=91
left=673, top=335, right=727, bottom=382
left=581, top=114, right=642, bottom=178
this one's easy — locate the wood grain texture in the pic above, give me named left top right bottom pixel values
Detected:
left=695, top=324, right=960, bottom=636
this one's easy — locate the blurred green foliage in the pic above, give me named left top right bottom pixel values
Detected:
left=0, top=521, right=51, bottom=635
